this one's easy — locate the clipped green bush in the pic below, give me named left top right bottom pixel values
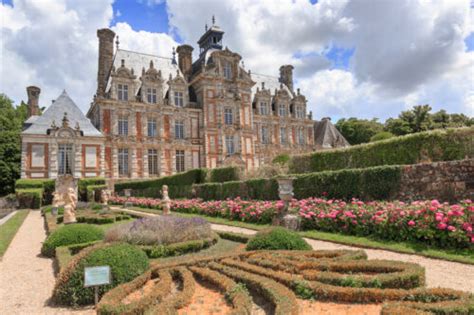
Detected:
left=370, top=131, right=394, bottom=142
left=208, top=166, right=241, bottom=183
left=86, top=184, right=107, bottom=202
left=15, top=178, right=55, bottom=204
left=16, top=188, right=43, bottom=209
left=289, top=127, right=474, bottom=173
left=272, top=154, right=290, bottom=165
left=41, top=224, right=104, bottom=257
left=246, top=227, right=311, bottom=251
left=52, top=243, right=149, bottom=306
left=78, top=177, right=106, bottom=201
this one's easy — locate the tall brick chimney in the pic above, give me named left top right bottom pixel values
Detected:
left=26, top=86, right=41, bottom=118
left=279, top=65, right=294, bottom=92
left=176, top=44, right=194, bottom=80
left=97, top=28, right=116, bottom=97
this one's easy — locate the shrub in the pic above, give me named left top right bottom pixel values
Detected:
left=272, top=154, right=290, bottom=165
left=52, top=243, right=149, bottom=306
left=41, top=224, right=104, bottom=257
left=15, top=178, right=54, bottom=204
left=289, top=127, right=474, bottom=173
left=78, top=178, right=106, bottom=201
left=246, top=227, right=311, bottom=251
left=16, top=188, right=43, bottom=209
left=86, top=184, right=107, bottom=202
left=105, top=216, right=212, bottom=246
left=208, top=166, right=241, bottom=183
left=371, top=131, right=394, bottom=142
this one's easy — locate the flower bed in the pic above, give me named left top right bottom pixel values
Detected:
left=110, top=196, right=473, bottom=249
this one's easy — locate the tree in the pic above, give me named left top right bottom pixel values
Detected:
left=335, top=118, right=384, bottom=145
left=370, top=131, right=394, bottom=142
left=0, top=94, right=28, bottom=196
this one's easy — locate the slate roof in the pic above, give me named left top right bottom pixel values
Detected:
left=106, top=49, right=182, bottom=95
left=313, top=118, right=350, bottom=149
left=22, top=90, right=103, bottom=137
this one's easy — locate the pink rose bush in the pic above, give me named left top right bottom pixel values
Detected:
left=109, top=196, right=473, bottom=249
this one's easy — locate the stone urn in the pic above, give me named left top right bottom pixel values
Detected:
left=272, top=177, right=300, bottom=229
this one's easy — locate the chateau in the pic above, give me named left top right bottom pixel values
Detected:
left=20, top=21, right=348, bottom=180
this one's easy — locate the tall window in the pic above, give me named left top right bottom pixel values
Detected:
left=279, top=104, right=287, bottom=117
left=118, top=84, right=128, bottom=101
left=298, top=128, right=305, bottom=145
left=176, top=150, right=185, bottom=173
left=259, top=102, right=268, bottom=115
left=280, top=127, right=287, bottom=144
left=223, top=62, right=232, bottom=80
left=175, top=120, right=184, bottom=139
left=224, top=108, right=233, bottom=125
left=296, top=106, right=305, bottom=119
left=148, top=149, right=159, bottom=176
left=118, top=148, right=129, bottom=176
left=147, top=88, right=157, bottom=104
left=261, top=126, right=269, bottom=144
left=118, top=115, right=128, bottom=136
left=147, top=119, right=157, bottom=137
left=58, top=144, right=73, bottom=175
left=174, top=91, right=184, bottom=107
left=225, top=135, right=235, bottom=155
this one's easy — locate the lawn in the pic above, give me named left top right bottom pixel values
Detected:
left=0, top=210, right=29, bottom=258
left=122, top=206, right=474, bottom=265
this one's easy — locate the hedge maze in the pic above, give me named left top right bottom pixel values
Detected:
left=98, top=249, right=473, bottom=315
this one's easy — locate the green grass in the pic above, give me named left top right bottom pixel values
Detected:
left=0, top=210, right=29, bottom=258
left=121, top=207, right=474, bottom=265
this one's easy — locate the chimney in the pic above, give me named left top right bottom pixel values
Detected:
left=279, top=65, right=294, bottom=92
left=26, top=86, right=41, bottom=118
left=97, top=28, right=116, bottom=97
left=176, top=44, right=194, bottom=80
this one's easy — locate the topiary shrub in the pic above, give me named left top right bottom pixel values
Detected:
left=53, top=243, right=149, bottom=306
left=41, top=224, right=104, bottom=257
left=16, top=188, right=43, bottom=209
left=246, top=227, right=311, bottom=251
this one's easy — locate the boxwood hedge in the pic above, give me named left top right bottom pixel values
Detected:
left=289, top=127, right=473, bottom=174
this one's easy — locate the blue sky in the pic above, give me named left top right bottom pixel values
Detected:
left=1, top=0, right=472, bottom=121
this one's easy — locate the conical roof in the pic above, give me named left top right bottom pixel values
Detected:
left=22, top=90, right=103, bottom=137
left=314, top=118, right=350, bottom=149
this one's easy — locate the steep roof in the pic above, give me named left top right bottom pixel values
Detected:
left=314, top=119, right=350, bottom=149
left=251, top=73, right=293, bottom=98
left=106, top=49, right=182, bottom=95
left=22, top=90, right=103, bottom=137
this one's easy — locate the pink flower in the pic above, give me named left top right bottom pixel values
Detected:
left=447, top=226, right=456, bottom=232
left=437, top=223, right=447, bottom=230
left=408, top=220, right=415, bottom=227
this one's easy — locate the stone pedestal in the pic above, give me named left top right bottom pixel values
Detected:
left=281, top=214, right=301, bottom=231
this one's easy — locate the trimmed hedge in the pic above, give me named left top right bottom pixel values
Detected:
left=16, top=188, right=43, bottom=209
left=139, top=234, right=218, bottom=258
left=289, top=127, right=474, bottom=174
left=217, top=231, right=251, bottom=244
left=52, top=243, right=149, bottom=306
left=208, top=166, right=241, bottom=183
left=78, top=178, right=106, bottom=201
left=193, top=178, right=279, bottom=201
left=15, top=178, right=54, bottom=205
left=246, top=227, right=311, bottom=251
left=86, top=184, right=107, bottom=202
left=41, top=224, right=104, bottom=257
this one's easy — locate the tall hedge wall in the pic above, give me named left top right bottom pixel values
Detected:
left=208, top=166, right=241, bottom=183
left=289, top=127, right=474, bottom=174
left=78, top=178, right=106, bottom=201
left=191, top=165, right=402, bottom=201
left=15, top=178, right=55, bottom=204
left=114, top=169, right=207, bottom=193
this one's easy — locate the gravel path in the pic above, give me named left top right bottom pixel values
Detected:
left=115, top=207, right=474, bottom=292
left=0, top=210, right=93, bottom=315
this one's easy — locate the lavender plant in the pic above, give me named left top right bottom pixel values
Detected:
left=105, top=216, right=212, bottom=246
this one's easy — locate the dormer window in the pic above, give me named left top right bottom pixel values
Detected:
left=118, top=84, right=128, bottom=101
left=147, top=88, right=157, bottom=104
left=213, top=37, right=218, bottom=44
left=174, top=91, right=184, bottom=107
left=279, top=104, right=287, bottom=117
left=259, top=102, right=268, bottom=115
left=296, top=106, right=305, bottom=119
left=223, top=62, right=232, bottom=80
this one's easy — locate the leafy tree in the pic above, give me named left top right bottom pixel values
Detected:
left=0, top=95, right=28, bottom=196
left=370, top=131, right=394, bottom=142
left=335, top=118, right=384, bottom=145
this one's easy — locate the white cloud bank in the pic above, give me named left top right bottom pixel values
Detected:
left=0, top=0, right=472, bottom=120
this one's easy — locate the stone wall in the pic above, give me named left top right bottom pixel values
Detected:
left=397, top=159, right=474, bottom=202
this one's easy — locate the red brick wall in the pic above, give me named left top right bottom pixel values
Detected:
left=103, top=109, right=111, bottom=135
left=136, top=112, right=142, bottom=140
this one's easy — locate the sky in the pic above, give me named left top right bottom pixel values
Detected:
left=0, top=0, right=473, bottom=121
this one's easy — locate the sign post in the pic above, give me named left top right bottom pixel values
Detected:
left=84, top=266, right=111, bottom=307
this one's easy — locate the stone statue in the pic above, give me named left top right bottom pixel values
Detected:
left=51, top=191, right=63, bottom=216
left=63, top=187, right=78, bottom=224
left=161, top=185, right=171, bottom=215
left=101, top=189, right=110, bottom=209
